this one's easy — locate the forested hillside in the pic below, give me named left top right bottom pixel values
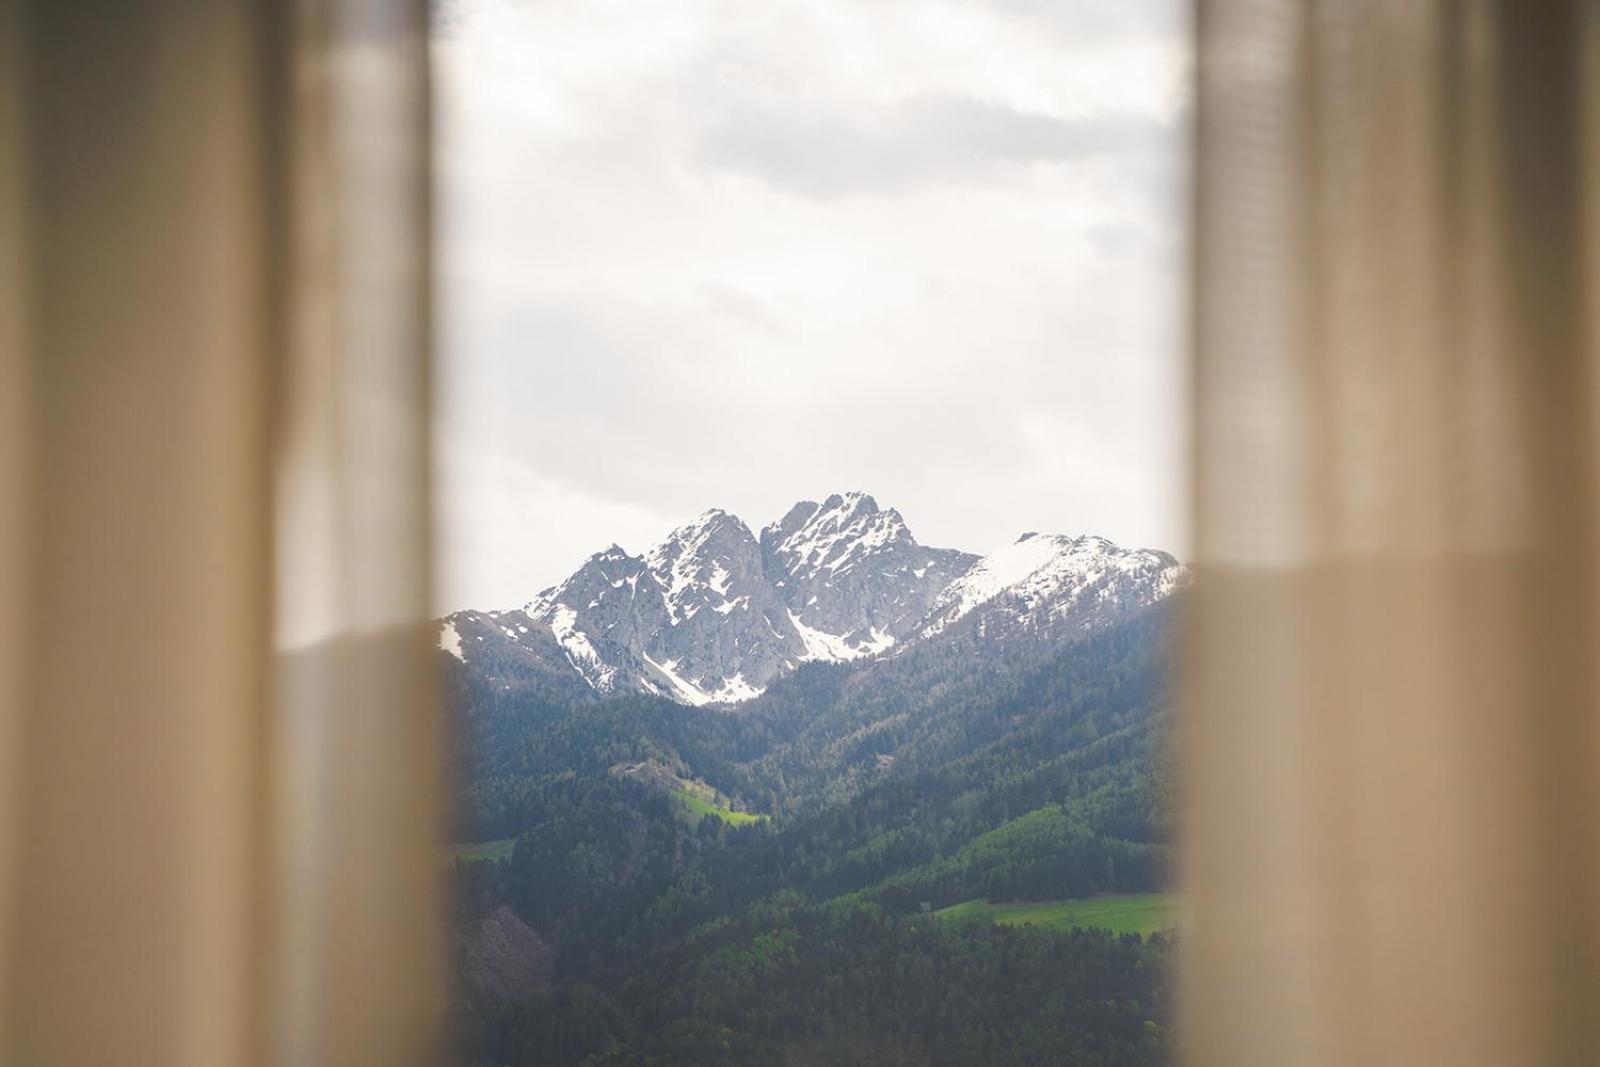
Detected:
left=445, top=598, right=1177, bottom=1066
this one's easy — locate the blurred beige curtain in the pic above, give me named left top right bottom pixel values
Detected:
left=1185, top=3, right=1600, bottom=1065
left=0, top=1, right=440, bottom=1065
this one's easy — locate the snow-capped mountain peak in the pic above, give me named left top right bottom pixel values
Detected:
left=762, top=492, right=914, bottom=579
left=759, top=492, right=977, bottom=658
left=644, top=508, right=762, bottom=626
left=920, top=532, right=1184, bottom=641
left=444, top=495, right=1183, bottom=707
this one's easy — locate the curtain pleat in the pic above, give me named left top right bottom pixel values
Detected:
left=0, top=0, right=29, bottom=1052
left=274, top=1, right=442, bottom=1063
left=0, top=2, right=440, bottom=1065
left=1185, top=3, right=1600, bottom=1065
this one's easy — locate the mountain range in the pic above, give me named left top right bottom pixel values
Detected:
left=440, top=490, right=1184, bottom=707
left=443, top=492, right=1187, bottom=1063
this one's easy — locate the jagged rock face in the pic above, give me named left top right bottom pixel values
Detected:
left=526, top=546, right=665, bottom=696
left=513, top=496, right=977, bottom=704
left=762, top=493, right=978, bottom=655
left=511, top=509, right=811, bottom=705
left=440, top=493, right=1186, bottom=706
left=639, top=510, right=802, bottom=703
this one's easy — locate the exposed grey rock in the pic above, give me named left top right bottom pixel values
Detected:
left=637, top=509, right=803, bottom=702
left=761, top=491, right=978, bottom=657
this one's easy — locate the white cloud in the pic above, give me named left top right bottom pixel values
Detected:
left=433, top=0, right=1189, bottom=612
left=695, top=94, right=1172, bottom=198
left=435, top=438, right=685, bottom=611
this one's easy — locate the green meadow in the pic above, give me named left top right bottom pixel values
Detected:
left=933, top=894, right=1173, bottom=937
left=671, top=787, right=768, bottom=827
left=446, top=838, right=516, bottom=864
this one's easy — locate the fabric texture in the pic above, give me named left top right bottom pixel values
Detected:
left=1184, top=3, right=1600, bottom=1064
left=0, top=2, right=440, bottom=1065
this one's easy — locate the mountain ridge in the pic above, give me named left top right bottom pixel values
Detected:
left=440, top=491, right=1184, bottom=706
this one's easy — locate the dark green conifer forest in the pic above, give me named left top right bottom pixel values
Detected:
left=446, top=604, right=1177, bottom=1066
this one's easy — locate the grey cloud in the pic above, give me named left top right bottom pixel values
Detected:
left=429, top=0, right=469, bottom=36
left=696, top=95, right=1171, bottom=198
left=984, top=0, right=1185, bottom=45
left=694, top=281, right=793, bottom=337
left=444, top=261, right=1179, bottom=537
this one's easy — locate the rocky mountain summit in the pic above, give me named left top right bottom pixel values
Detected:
left=762, top=493, right=978, bottom=654
left=440, top=492, right=1184, bottom=705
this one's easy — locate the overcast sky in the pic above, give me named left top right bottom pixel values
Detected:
left=433, top=0, right=1190, bottom=612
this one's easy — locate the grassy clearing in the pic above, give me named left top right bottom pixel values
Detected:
left=613, top=759, right=768, bottom=828
left=671, top=788, right=768, bottom=827
left=933, top=894, right=1173, bottom=937
left=446, top=838, right=516, bottom=864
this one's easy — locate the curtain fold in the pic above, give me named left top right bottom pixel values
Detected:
left=0, top=2, right=439, bottom=1065
left=1185, top=3, right=1600, bottom=1064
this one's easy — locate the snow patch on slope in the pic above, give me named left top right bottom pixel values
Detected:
left=643, top=653, right=765, bottom=706
left=547, top=603, right=619, bottom=693
left=787, top=611, right=896, bottom=663
left=439, top=620, right=465, bottom=661
left=707, top=673, right=764, bottom=703
left=933, top=534, right=1076, bottom=623
left=924, top=533, right=1181, bottom=637
left=643, top=652, right=711, bottom=705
